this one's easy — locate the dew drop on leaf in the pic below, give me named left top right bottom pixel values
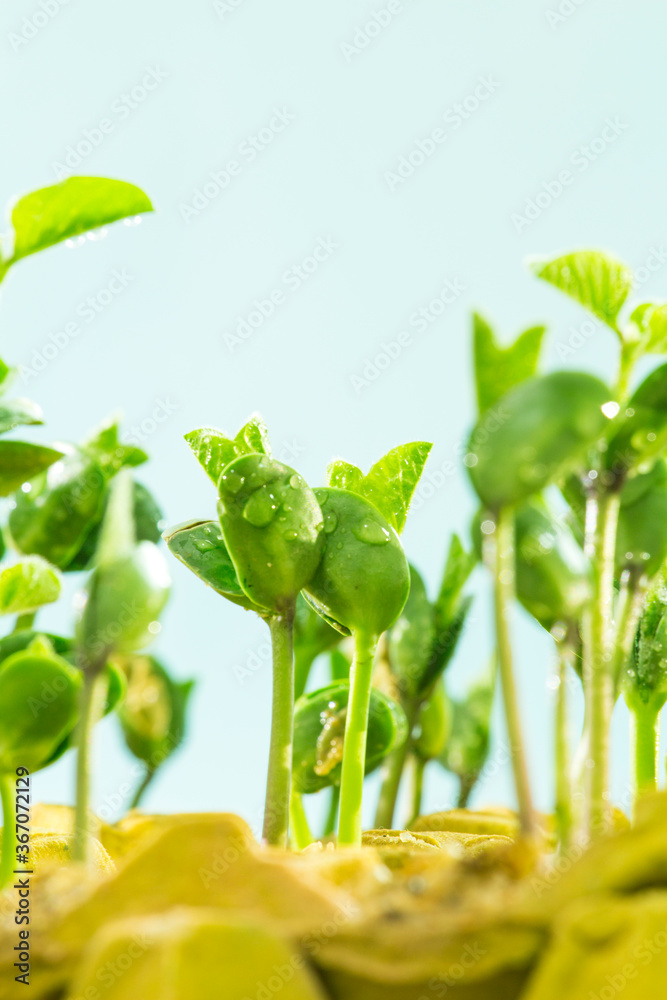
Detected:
left=353, top=520, right=391, bottom=546
left=323, top=511, right=338, bottom=534
left=243, top=489, right=279, bottom=527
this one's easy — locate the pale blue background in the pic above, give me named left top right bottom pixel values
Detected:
left=0, top=0, right=665, bottom=834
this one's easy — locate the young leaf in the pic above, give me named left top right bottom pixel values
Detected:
left=0, top=397, right=43, bottom=435
left=67, top=480, right=164, bottom=572
left=529, top=250, right=632, bottom=333
left=606, top=362, right=667, bottom=475
left=413, top=681, right=452, bottom=762
left=163, top=519, right=262, bottom=612
left=3, top=177, right=153, bottom=266
left=387, top=565, right=435, bottom=700
left=185, top=416, right=271, bottom=486
left=630, top=303, right=667, bottom=355
left=9, top=449, right=107, bottom=569
left=218, top=455, right=323, bottom=613
left=439, top=660, right=496, bottom=807
left=292, top=681, right=407, bottom=794
left=81, top=419, right=148, bottom=478
left=623, top=587, right=667, bottom=714
left=433, top=534, right=477, bottom=631
left=0, top=359, right=10, bottom=389
left=0, top=441, right=64, bottom=496
left=0, top=557, right=61, bottom=616
left=467, top=372, right=612, bottom=510
left=473, top=313, right=546, bottom=414
left=0, top=639, right=82, bottom=773
left=326, top=442, right=432, bottom=533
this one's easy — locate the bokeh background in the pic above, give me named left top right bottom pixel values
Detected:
left=0, top=0, right=665, bottom=833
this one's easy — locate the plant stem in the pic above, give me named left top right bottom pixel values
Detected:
left=492, top=507, right=536, bottom=838
left=582, top=488, right=621, bottom=840
left=629, top=702, right=660, bottom=817
left=612, top=568, right=647, bottom=696
left=555, top=639, right=573, bottom=851
left=0, top=772, right=16, bottom=891
left=323, top=785, right=340, bottom=837
left=73, top=670, right=108, bottom=862
left=263, top=608, right=295, bottom=847
left=408, top=755, right=425, bottom=827
left=337, top=628, right=378, bottom=846
left=13, top=612, right=36, bottom=633
left=289, top=790, right=312, bottom=851
left=374, top=702, right=416, bottom=829
left=457, top=774, right=475, bottom=809
left=129, top=766, right=156, bottom=811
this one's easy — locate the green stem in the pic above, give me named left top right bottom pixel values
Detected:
left=73, top=670, right=108, bottom=862
left=12, top=612, right=36, bottom=634
left=408, top=755, right=425, bottom=827
left=337, top=628, right=378, bottom=846
left=374, top=701, right=417, bottom=829
left=323, top=785, right=340, bottom=837
left=129, top=766, right=156, bottom=811
left=555, top=639, right=573, bottom=851
left=630, top=702, right=660, bottom=816
left=612, top=568, right=647, bottom=697
left=492, top=507, right=536, bottom=837
left=0, top=772, right=16, bottom=891
left=582, top=488, right=621, bottom=840
left=289, top=790, right=313, bottom=851
left=457, top=774, right=475, bottom=809
left=262, top=609, right=295, bottom=847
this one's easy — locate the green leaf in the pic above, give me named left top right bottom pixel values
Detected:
left=81, top=419, right=148, bottom=479
left=530, top=250, right=632, bottom=333
left=163, top=519, right=262, bottom=612
left=433, top=534, right=477, bottom=631
left=0, top=440, right=64, bottom=496
left=616, top=461, right=667, bottom=579
left=327, top=442, right=432, bottom=533
left=387, top=565, right=435, bottom=700
left=421, top=595, right=473, bottom=697
left=514, top=498, right=591, bottom=632
left=292, top=681, right=407, bottom=794
left=629, top=303, right=667, bottom=355
left=413, top=681, right=452, bottom=762
left=0, top=397, right=43, bottom=435
left=9, top=448, right=106, bottom=569
left=467, top=372, right=612, bottom=510
left=218, top=455, right=324, bottom=614
left=606, top=362, right=667, bottom=476
left=0, top=359, right=10, bottom=389
left=4, top=177, right=153, bottom=266
left=0, top=556, right=61, bottom=616
left=623, top=587, right=667, bottom=713
left=185, top=416, right=271, bottom=486
left=473, top=313, right=546, bottom=415
left=116, top=654, right=194, bottom=770
left=304, top=487, right=409, bottom=638
left=67, top=479, right=164, bottom=573
left=0, top=640, right=82, bottom=773
left=439, top=660, right=496, bottom=804
left=293, top=594, right=342, bottom=697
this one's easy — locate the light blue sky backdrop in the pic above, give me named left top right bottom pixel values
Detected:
left=0, top=0, right=665, bottom=832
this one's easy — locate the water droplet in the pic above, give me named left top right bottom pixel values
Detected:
left=336, top=541, right=344, bottom=550
left=588, top=469, right=598, bottom=480
left=243, top=489, right=279, bottom=527
left=601, top=401, right=620, bottom=419
left=289, top=473, right=304, bottom=489
left=463, top=453, right=477, bottom=468
left=284, top=529, right=298, bottom=541
left=647, top=432, right=657, bottom=442
left=323, top=511, right=338, bottom=534
left=194, top=538, right=216, bottom=553
left=480, top=519, right=495, bottom=535
left=221, top=470, right=244, bottom=494
left=353, top=520, right=391, bottom=546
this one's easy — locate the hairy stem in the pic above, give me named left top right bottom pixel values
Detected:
left=73, top=670, right=108, bottom=862
left=263, top=608, right=296, bottom=847
left=374, top=701, right=416, bottom=829
left=338, top=628, right=378, bottom=846
left=289, top=790, right=312, bottom=851
left=492, top=507, right=536, bottom=837
left=630, top=702, right=660, bottom=817
left=582, top=488, right=621, bottom=840
left=0, top=772, right=16, bottom=891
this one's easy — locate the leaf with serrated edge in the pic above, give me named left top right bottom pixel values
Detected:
left=529, top=250, right=632, bottom=334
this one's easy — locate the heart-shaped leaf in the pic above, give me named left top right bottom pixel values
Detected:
left=473, top=313, right=545, bottom=415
